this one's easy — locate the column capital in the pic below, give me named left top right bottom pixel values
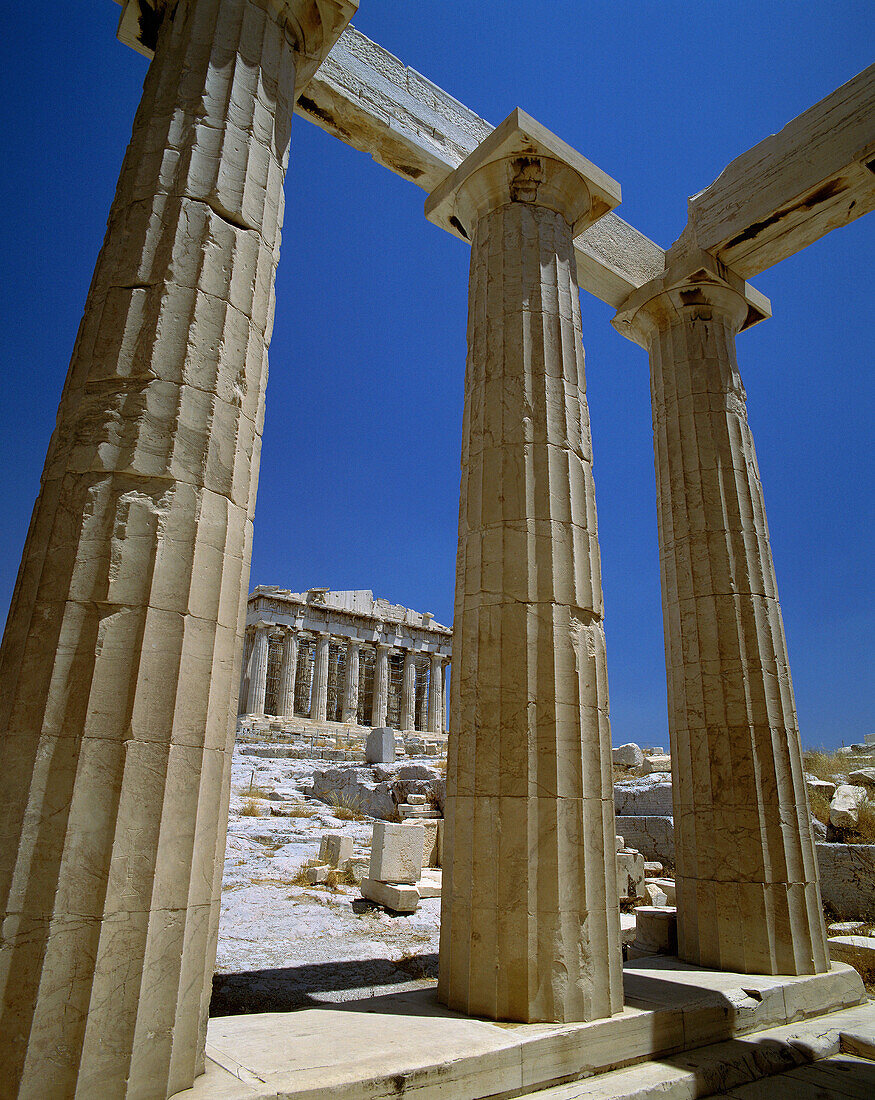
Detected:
left=253, top=619, right=274, bottom=632
left=116, top=1, right=358, bottom=96
left=612, top=247, right=771, bottom=350
left=425, top=108, right=621, bottom=242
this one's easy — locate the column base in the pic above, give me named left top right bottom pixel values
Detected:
left=171, top=959, right=866, bottom=1099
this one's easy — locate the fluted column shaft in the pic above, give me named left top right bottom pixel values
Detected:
left=238, top=629, right=253, bottom=715
left=442, top=661, right=450, bottom=732
left=246, top=622, right=272, bottom=716
left=275, top=628, right=298, bottom=717
left=371, top=643, right=390, bottom=727
left=312, top=633, right=331, bottom=722
left=0, top=0, right=356, bottom=1094
left=341, top=640, right=361, bottom=723
left=426, top=114, right=623, bottom=1024
left=428, top=654, right=443, bottom=734
left=622, top=262, right=828, bottom=975
left=400, top=651, right=417, bottom=730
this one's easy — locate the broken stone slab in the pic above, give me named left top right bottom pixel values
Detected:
left=406, top=793, right=427, bottom=805
left=402, top=819, right=441, bottom=868
left=806, top=777, right=837, bottom=800
left=612, top=743, right=644, bottom=769
left=397, top=805, right=440, bottom=820
left=617, top=849, right=645, bottom=901
left=342, top=857, right=370, bottom=884
left=614, top=780, right=674, bottom=816
left=644, top=861, right=664, bottom=876
left=828, top=935, right=875, bottom=969
left=816, top=843, right=875, bottom=920
left=319, top=832, right=353, bottom=868
left=305, top=863, right=330, bottom=884
left=640, top=754, right=672, bottom=776
left=848, top=768, right=875, bottom=789
left=369, top=821, right=424, bottom=884
left=417, top=869, right=442, bottom=898
left=360, top=878, right=419, bottom=913
left=829, top=784, right=867, bottom=828
left=828, top=921, right=867, bottom=936
left=643, top=881, right=669, bottom=906
left=365, top=727, right=396, bottom=764
left=649, top=877, right=677, bottom=905
left=631, top=906, right=678, bottom=957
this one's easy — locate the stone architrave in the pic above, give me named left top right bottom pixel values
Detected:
left=246, top=621, right=272, bottom=716
left=400, top=650, right=417, bottom=730
left=613, top=248, right=829, bottom=976
left=0, top=0, right=357, bottom=1096
left=428, top=654, right=444, bottom=734
left=371, top=643, right=391, bottom=728
left=341, top=638, right=362, bottom=723
left=312, top=633, right=331, bottom=722
left=425, top=109, right=624, bottom=1023
left=275, top=627, right=298, bottom=717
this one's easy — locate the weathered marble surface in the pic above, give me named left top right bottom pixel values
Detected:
left=427, top=111, right=623, bottom=1023
left=0, top=0, right=356, bottom=1095
left=615, top=252, right=829, bottom=977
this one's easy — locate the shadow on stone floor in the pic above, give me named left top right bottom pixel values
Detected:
left=210, top=954, right=439, bottom=1016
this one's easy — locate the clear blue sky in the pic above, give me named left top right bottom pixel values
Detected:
left=1, top=2, right=872, bottom=750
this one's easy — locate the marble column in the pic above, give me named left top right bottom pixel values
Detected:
left=312, top=633, right=331, bottom=723
left=371, top=643, right=391, bottom=728
left=341, top=639, right=362, bottom=723
left=614, top=248, right=829, bottom=976
left=246, top=621, right=272, bottom=716
left=442, top=660, right=450, bottom=733
left=425, top=110, right=624, bottom=1023
left=275, top=627, right=298, bottom=718
left=400, top=650, right=417, bottom=730
left=428, top=654, right=443, bottom=734
left=238, top=628, right=253, bottom=715
left=0, top=0, right=357, bottom=1095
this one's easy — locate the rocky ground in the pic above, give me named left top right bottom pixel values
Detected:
left=212, top=745, right=441, bottom=1016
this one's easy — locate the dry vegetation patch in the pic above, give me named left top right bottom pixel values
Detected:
left=327, top=793, right=368, bottom=822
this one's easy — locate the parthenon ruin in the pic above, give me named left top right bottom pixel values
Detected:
left=238, top=586, right=450, bottom=733
left=0, top=1, right=872, bottom=1098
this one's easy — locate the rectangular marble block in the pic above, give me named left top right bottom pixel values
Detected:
left=360, top=879, right=419, bottom=913
left=403, top=819, right=441, bottom=868
left=319, top=833, right=353, bottom=868
left=369, top=821, right=424, bottom=884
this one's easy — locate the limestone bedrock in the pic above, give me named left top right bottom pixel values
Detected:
left=426, top=110, right=624, bottom=1024
left=0, top=0, right=356, bottom=1097
left=613, top=248, right=829, bottom=977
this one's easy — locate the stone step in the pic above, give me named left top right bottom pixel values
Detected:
left=525, top=1001, right=875, bottom=1099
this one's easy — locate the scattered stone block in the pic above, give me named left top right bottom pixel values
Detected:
left=807, top=777, right=837, bottom=800
left=828, top=935, right=875, bottom=969
left=369, top=821, right=423, bottom=884
left=615, top=815, right=675, bottom=861
left=616, top=849, right=645, bottom=901
left=305, top=863, right=330, bottom=884
left=613, top=743, right=644, bottom=769
left=651, top=877, right=676, bottom=904
left=829, top=784, right=867, bottom=829
left=817, top=843, right=875, bottom=919
left=631, top=906, right=678, bottom=956
left=643, top=861, right=663, bottom=876
left=615, top=781, right=674, bottom=816
left=643, top=880, right=668, bottom=906
left=406, top=793, right=427, bottom=805
left=615, top=835, right=624, bottom=851
left=640, top=754, right=672, bottom=776
left=397, top=805, right=440, bottom=819
left=365, top=727, right=396, bottom=764
left=828, top=921, right=867, bottom=936
left=360, top=878, right=419, bottom=913
left=342, top=857, right=370, bottom=884
left=811, top=817, right=828, bottom=841
left=848, top=768, right=875, bottom=789
left=403, top=819, right=440, bottom=868
left=417, top=869, right=442, bottom=898
left=319, top=832, right=353, bottom=868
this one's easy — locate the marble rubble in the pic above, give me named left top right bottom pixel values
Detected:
left=0, top=0, right=872, bottom=1095
left=830, top=784, right=868, bottom=829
